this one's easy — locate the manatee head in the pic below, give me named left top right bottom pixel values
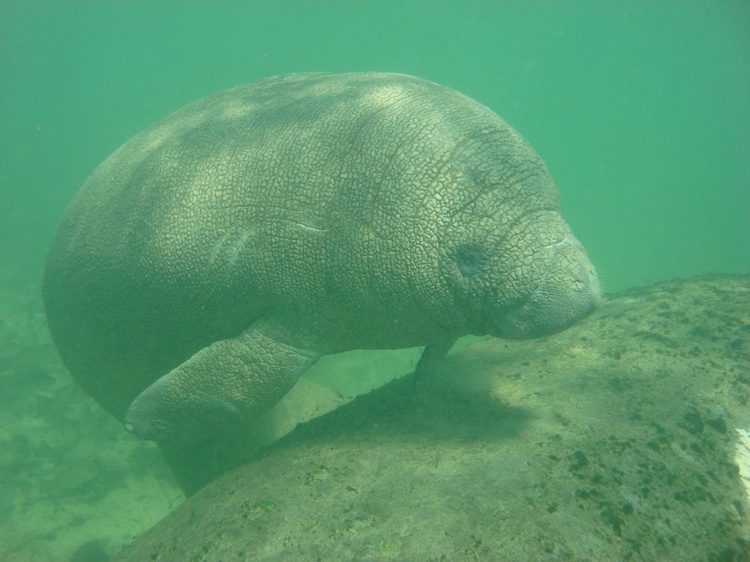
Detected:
left=491, top=218, right=600, bottom=339
left=448, top=218, right=599, bottom=340
left=441, top=125, right=600, bottom=340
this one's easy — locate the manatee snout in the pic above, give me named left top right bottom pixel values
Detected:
left=494, top=231, right=600, bottom=340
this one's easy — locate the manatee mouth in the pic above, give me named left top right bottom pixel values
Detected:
left=493, top=241, right=600, bottom=340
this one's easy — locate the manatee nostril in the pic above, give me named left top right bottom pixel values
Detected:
left=454, top=244, right=488, bottom=279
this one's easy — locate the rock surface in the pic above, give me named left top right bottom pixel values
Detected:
left=117, top=275, right=750, bottom=561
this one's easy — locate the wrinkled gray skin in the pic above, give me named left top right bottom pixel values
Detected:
left=44, top=73, right=599, bottom=450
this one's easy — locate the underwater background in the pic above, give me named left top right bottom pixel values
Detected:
left=1, top=1, right=749, bottom=560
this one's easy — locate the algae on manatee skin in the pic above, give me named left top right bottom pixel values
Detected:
left=116, top=276, right=750, bottom=562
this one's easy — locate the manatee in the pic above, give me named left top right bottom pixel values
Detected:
left=43, top=72, right=599, bottom=481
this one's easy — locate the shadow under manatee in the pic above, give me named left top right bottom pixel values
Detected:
left=161, top=368, right=534, bottom=496
left=280, top=371, right=535, bottom=447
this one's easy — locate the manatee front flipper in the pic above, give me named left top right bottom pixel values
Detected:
left=124, top=317, right=322, bottom=444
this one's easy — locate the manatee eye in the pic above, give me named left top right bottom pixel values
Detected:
left=454, top=244, right=488, bottom=279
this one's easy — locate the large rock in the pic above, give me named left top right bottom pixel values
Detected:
left=116, top=275, right=750, bottom=561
